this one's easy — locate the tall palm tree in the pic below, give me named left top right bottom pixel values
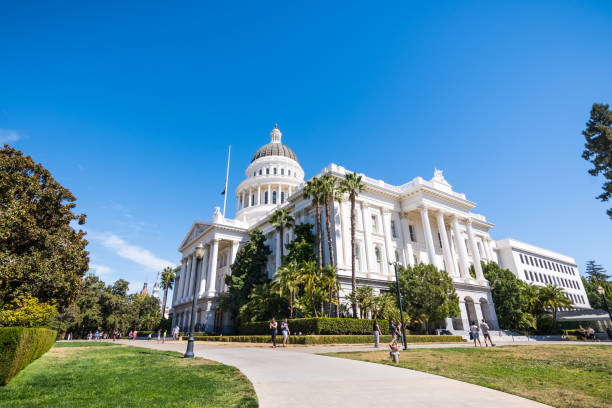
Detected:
left=355, top=286, right=375, bottom=319
left=299, top=260, right=320, bottom=317
left=303, top=177, right=325, bottom=270
left=160, top=266, right=175, bottom=318
left=270, top=209, right=295, bottom=266
left=538, top=285, right=572, bottom=329
left=320, top=265, right=339, bottom=317
left=273, top=261, right=300, bottom=318
left=320, top=173, right=338, bottom=268
left=339, top=172, right=366, bottom=318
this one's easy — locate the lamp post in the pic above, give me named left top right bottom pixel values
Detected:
left=598, top=286, right=612, bottom=322
left=390, top=261, right=408, bottom=350
left=184, top=243, right=205, bottom=358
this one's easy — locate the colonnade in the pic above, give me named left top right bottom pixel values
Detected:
left=236, top=183, right=296, bottom=211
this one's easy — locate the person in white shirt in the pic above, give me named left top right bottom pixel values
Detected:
left=480, top=319, right=494, bottom=347
left=470, top=321, right=482, bottom=347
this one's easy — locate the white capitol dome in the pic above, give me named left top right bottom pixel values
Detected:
left=235, top=125, right=304, bottom=223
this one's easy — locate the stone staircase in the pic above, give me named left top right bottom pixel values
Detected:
left=450, top=329, right=530, bottom=342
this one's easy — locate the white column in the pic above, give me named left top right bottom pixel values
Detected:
left=257, top=185, right=261, bottom=205
left=333, top=201, right=343, bottom=267
left=341, top=201, right=351, bottom=267
left=399, top=213, right=415, bottom=267
left=240, top=191, right=245, bottom=209
left=267, top=185, right=271, bottom=204
left=360, top=202, right=374, bottom=272
left=205, top=239, right=219, bottom=296
left=186, top=255, right=196, bottom=300
left=176, top=259, right=186, bottom=302
left=198, top=247, right=209, bottom=297
left=230, top=241, right=240, bottom=265
left=451, top=216, right=470, bottom=279
left=396, top=213, right=408, bottom=266
left=171, top=276, right=179, bottom=306
left=419, top=206, right=438, bottom=268
left=484, top=238, right=494, bottom=261
left=277, top=184, right=282, bottom=204
left=381, top=208, right=393, bottom=272
left=435, top=211, right=456, bottom=276
left=466, top=220, right=485, bottom=281
left=248, top=187, right=252, bottom=207
left=181, top=256, right=191, bottom=299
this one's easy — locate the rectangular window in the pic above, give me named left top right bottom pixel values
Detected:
left=524, top=270, right=529, bottom=280
left=281, top=192, right=285, bottom=203
left=281, top=168, right=284, bottom=175
left=529, top=271, right=534, bottom=280
left=394, top=250, right=399, bottom=262
left=534, top=273, right=539, bottom=282
left=530, top=257, right=534, bottom=266
left=274, top=168, right=277, bottom=175
left=520, top=254, right=524, bottom=263
left=272, top=191, right=277, bottom=204
left=288, top=170, right=291, bottom=176
left=266, top=168, right=270, bottom=175
left=371, top=215, right=378, bottom=233
left=538, top=259, right=543, bottom=268
left=409, top=225, right=416, bottom=242
left=259, top=169, right=262, bottom=175
left=391, top=220, right=397, bottom=238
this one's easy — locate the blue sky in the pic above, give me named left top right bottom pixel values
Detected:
left=1, top=1, right=611, bottom=294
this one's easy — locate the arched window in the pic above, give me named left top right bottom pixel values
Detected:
left=273, top=191, right=277, bottom=204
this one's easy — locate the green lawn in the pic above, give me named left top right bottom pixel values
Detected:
left=0, top=343, right=258, bottom=407
left=323, top=345, right=611, bottom=408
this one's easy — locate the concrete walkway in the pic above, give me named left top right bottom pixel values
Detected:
left=114, top=340, right=554, bottom=408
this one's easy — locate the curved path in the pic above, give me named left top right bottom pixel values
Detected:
left=116, top=340, right=550, bottom=408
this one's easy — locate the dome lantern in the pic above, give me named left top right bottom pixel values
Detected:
left=270, top=124, right=282, bottom=143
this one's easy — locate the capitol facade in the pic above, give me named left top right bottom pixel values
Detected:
left=169, top=125, right=517, bottom=334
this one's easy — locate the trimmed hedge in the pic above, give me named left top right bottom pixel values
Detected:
left=238, top=318, right=394, bottom=335
left=189, top=334, right=463, bottom=344
left=0, top=327, right=56, bottom=385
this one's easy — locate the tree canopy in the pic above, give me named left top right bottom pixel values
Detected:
left=483, top=262, right=528, bottom=330
left=581, top=103, right=612, bottom=219
left=0, top=145, right=89, bottom=310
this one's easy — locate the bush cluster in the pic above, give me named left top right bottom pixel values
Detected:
left=238, top=318, right=394, bottom=335
left=189, top=334, right=463, bottom=344
left=0, top=327, right=56, bottom=385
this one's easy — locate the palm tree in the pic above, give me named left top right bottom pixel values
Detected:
left=522, top=283, right=544, bottom=318
left=355, top=286, right=375, bottom=319
left=303, top=177, right=325, bottom=270
left=320, top=173, right=338, bottom=268
left=320, top=265, right=339, bottom=316
left=273, top=262, right=300, bottom=318
left=270, top=209, right=295, bottom=266
left=538, top=285, right=572, bottom=329
left=160, top=266, right=175, bottom=318
left=372, top=292, right=397, bottom=321
left=339, top=172, right=366, bottom=318
left=299, top=260, right=320, bottom=317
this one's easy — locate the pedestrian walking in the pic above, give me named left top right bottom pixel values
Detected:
left=389, top=320, right=397, bottom=341
left=373, top=319, right=381, bottom=348
left=157, top=330, right=161, bottom=343
left=133, top=330, right=138, bottom=341
left=480, top=319, right=494, bottom=347
left=163, top=330, right=167, bottom=343
left=270, top=318, right=278, bottom=348
left=173, top=325, right=180, bottom=340
left=94, top=330, right=99, bottom=341
left=147, top=333, right=152, bottom=341
left=67, top=332, right=72, bottom=341
left=281, top=318, right=290, bottom=347
left=396, top=321, right=403, bottom=345
left=469, top=321, right=482, bottom=347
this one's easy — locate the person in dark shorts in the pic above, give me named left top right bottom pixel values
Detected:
left=269, top=318, right=278, bottom=348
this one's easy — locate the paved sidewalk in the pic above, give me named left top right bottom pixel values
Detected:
left=115, top=340, right=552, bottom=408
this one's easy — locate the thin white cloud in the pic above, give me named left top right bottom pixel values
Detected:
left=89, top=263, right=113, bottom=276
left=0, top=129, right=22, bottom=144
left=128, top=281, right=146, bottom=294
left=89, top=231, right=175, bottom=271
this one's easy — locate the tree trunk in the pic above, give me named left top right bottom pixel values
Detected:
left=162, top=286, right=168, bottom=319
left=325, top=195, right=335, bottom=267
left=311, top=292, right=318, bottom=317
left=279, top=225, right=284, bottom=266
left=316, top=203, right=323, bottom=270
left=350, top=194, right=357, bottom=318
left=328, top=288, right=333, bottom=316
left=289, top=292, right=294, bottom=318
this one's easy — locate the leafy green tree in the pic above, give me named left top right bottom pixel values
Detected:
left=222, top=229, right=271, bottom=322
left=75, top=276, right=105, bottom=335
left=132, top=292, right=162, bottom=330
left=372, top=292, right=400, bottom=322
left=338, top=172, right=366, bottom=318
left=0, top=146, right=89, bottom=310
left=52, top=303, right=81, bottom=334
left=320, top=265, right=340, bottom=317
left=585, top=260, right=610, bottom=283
left=482, top=262, right=527, bottom=330
left=303, top=177, right=325, bottom=269
left=270, top=209, right=295, bottom=264
left=582, top=276, right=611, bottom=309
left=237, top=282, right=287, bottom=323
left=160, top=266, right=175, bottom=318
left=390, top=263, right=459, bottom=332
left=581, top=103, right=612, bottom=219
left=283, top=223, right=316, bottom=264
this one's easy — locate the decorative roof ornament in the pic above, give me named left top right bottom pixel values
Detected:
left=431, top=168, right=451, bottom=188
left=152, top=272, right=160, bottom=299
left=270, top=124, right=282, bottom=143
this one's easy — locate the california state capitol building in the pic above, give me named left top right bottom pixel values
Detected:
left=169, top=125, right=591, bottom=334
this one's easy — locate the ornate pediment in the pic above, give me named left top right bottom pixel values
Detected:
left=179, top=222, right=210, bottom=250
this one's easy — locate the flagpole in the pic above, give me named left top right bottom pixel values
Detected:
left=222, top=145, right=231, bottom=217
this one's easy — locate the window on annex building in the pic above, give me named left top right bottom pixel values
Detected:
left=409, top=225, right=416, bottom=242
left=520, top=254, right=524, bottom=263
left=391, top=220, right=397, bottom=238
left=529, top=271, right=534, bottom=280
left=524, top=270, right=529, bottom=280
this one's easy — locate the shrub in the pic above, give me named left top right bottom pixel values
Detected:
left=0, top=294, right=57, bottom=328
left=190, top=334, right=463, bottom=344
left=238, top=318, right=393, bottom=335
left=0, top=327, right=56, bottom=385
